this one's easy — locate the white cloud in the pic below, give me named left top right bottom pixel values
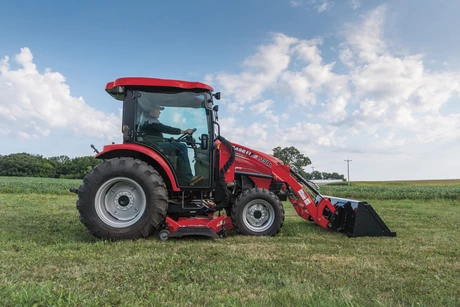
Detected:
left=342, top=6, right=460, bottom=143
left=293, top=38, right=323, bottom=65
left=249, top=100, right=280, bottom=125
left=316, top=1, right=331, bottom=13
left=350, top=0, right=360, bottom=10
left=279, top=71, right=314, bottom=106
left=339, top=48, right=354, bottom=67
left=342, top=5, right=387, bottom=63
left=206, top=34, right=297, bottom=105
left=0, top=48, right=120, bottom=141
left=277, top=122, right=342, bottom=153
left=207, top=4, right=460, bottom=161
left=289, top=0, right=303, bottom=7
left=322, top=94, right=349, bottom=122
left=249, top=122, right=268, bottom=140
left=227, top=102, right=245, bottom=113
left=288, top=0, right=332, bottom=12
left=218, top=116, right=247, bottom=145
left=249, top=99, right=274, bottom=115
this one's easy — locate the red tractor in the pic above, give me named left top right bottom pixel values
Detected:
left=75, top=77, right=395, bottom=240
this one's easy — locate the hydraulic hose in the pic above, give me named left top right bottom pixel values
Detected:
left=290, top=169, right=321, bottom=196
left=216, top=135, right=235, bottom=207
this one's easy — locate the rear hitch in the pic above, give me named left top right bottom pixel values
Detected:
left=69, top=188, right=79, bottom=194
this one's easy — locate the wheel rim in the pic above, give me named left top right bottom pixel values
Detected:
left=242, top=199, right=275, bottom=232
left=95, top=177, right=147, bottom=228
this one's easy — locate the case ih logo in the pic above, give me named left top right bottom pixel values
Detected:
left=234, top=146, right=253, bottom=155
left=233, top=146, right=272, bottom=167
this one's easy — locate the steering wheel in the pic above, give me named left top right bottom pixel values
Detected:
left=176, top=128, right=197, bottom=142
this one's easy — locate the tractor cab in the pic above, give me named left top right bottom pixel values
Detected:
left=106, top=78, right=219, bottom=188
left=132, top=90, right=213, bottom=187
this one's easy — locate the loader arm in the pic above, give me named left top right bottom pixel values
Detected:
left=270, top=164, right=337, bottom=230
left=229, top=142, right=395, bottom=237
left=270, top=163, right=396, bottom=237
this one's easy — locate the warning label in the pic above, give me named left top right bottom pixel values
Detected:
left=298, top=189, right=311, bottom=205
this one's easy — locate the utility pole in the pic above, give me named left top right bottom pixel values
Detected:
left=310, top=166, right=315, bottom=180
left=344, top=159, right=352, bottom=186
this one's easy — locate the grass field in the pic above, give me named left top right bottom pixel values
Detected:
left=0, top=177, right=81, bottom=195
left=0, top=177, right=459, bottom=306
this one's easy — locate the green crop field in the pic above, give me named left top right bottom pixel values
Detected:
left=0, top=176, right=82, bottom=195
left=0, top=177, right=459, bottom=306
left=320, top=185, right=460, bottom=200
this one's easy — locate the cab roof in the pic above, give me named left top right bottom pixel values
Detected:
left=106, top=77, right=213, bottom=100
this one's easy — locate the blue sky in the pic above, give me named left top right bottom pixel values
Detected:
left=1, top=0, right=460, bottom=181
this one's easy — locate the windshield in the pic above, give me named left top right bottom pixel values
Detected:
left=138, top=90, right=211, bottom=110
left=136, top=91, right=209, bottom=138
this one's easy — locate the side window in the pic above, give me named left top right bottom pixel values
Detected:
left=135, top=99, right=211, bottom=187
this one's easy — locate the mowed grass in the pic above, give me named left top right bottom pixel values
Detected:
left=0, top=179, right=459, bottom=306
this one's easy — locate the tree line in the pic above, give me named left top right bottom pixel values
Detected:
left=0, top=153, right=101, bottom=179
left=272, top=146, right=345, bottom=181
left=0, top=146, right=345, bottom=181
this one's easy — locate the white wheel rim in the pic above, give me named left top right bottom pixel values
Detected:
left=242, top=199, right=275, bottom=232
left=95, top=177, right=147, bottom=228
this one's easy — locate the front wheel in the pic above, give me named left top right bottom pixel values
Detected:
left=231, top=188, right=284, bottom=236
left=77, top=157, right=168, bottom=240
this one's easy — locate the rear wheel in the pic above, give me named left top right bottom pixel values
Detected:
left=77, top=157, right=168, bottom=240
left=231, top=188, right=284, bottom=236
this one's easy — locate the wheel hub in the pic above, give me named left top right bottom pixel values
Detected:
left=95, top=177, right=147, bottom=227
left=115, top=192, right=134, bottom=211
left=246, top=203, right=270, bottom=227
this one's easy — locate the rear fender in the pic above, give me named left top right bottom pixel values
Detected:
left=96, top=143, right=180, bottom=191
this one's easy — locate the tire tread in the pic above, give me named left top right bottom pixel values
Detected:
left=77, top=157, right=168, bottom=240
left=231, top=188, right=284, bottom=236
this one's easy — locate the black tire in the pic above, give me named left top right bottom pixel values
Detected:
left=77, top=157, right=168, bottom=240
left=231, top=188, right=284, bottom=236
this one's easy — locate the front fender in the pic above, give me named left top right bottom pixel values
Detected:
left=96, top=143, right=180, bottom=191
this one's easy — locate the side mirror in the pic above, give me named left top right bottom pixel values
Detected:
left=213, top=92, right=221, bottom=100
left=200, top=134, right=209, bottom=150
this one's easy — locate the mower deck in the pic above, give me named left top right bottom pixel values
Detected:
left=159, top=215, right=233, bottom=240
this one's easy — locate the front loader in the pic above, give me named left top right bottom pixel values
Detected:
left=74, top=77, right=395, bottom=240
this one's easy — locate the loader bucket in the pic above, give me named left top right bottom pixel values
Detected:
left=327, top=197, right=396, bottom=237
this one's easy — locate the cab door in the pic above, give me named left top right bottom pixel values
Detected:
left=134, top=91, right=213, bottom=188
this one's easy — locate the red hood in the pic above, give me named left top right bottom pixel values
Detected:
left=230, top=142, right=287, bottom=177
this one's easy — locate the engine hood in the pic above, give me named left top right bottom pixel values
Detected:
left=230, top=142, right=286, bottom=177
